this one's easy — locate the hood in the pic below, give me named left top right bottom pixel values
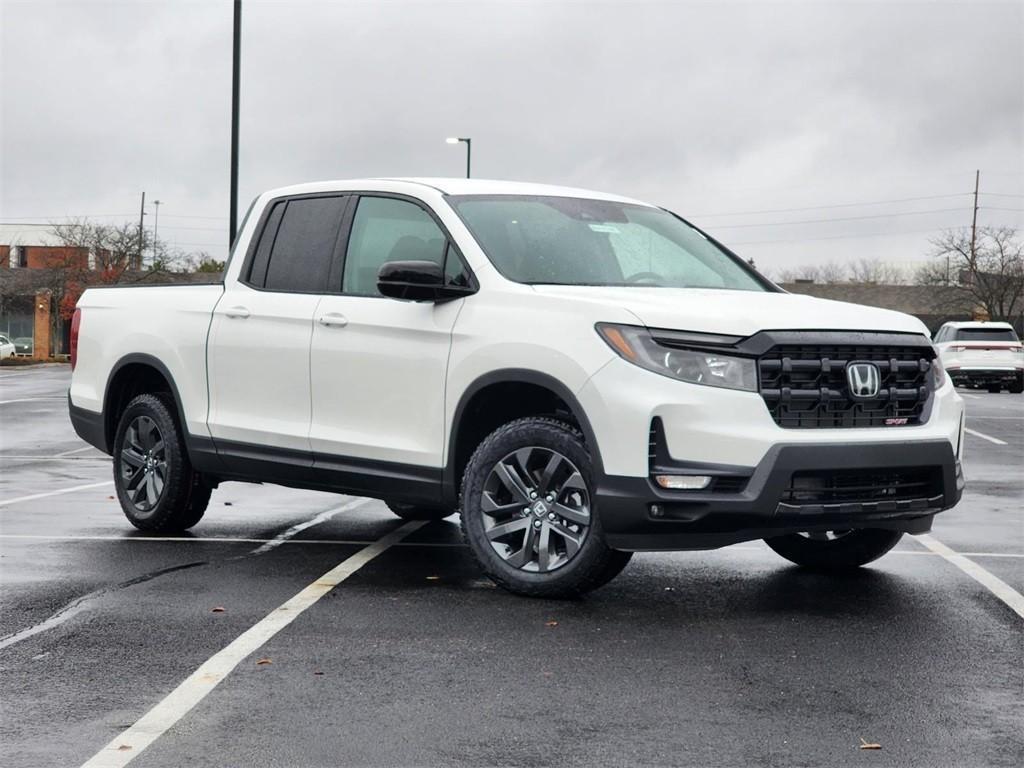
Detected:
left=529, top=286, right=930, bottom=338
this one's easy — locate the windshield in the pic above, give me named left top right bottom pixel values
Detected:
left=449, top=195, right=768, bottom=291
left=955, top=328, right=1019, bottom=342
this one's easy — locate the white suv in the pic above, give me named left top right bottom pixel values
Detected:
left=934, top=321, right=1023, bottom=393
left=69, top=178, right=965, bottom=597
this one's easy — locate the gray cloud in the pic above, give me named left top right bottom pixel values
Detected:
left=2, top=0, right=1021, bottom=273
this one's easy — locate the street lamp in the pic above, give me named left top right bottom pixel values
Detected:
left=446, top=137, right=472, bottom=178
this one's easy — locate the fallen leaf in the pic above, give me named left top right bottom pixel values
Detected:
left=255, top=658, right=272, bottom=666
left=117, top=745, right=132, bottom=752
left=545, top=620, right=558, bottom=627
left=859, top=738, right=882, bottom=750
left=211, top=607, right=225, bottom=613
left=224, top=501, right=233, bottom=506
left=313, top=671, right=324, bottom=676
left=108, top=496, right=115, bottom=500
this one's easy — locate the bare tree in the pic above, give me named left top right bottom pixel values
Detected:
left=847, top=258, right=907, bottom=285
left=922, top=227, right=1024, bottom=323
left=775, top=262, right=848, bottom=284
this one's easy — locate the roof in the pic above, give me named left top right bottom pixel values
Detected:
left=263, top=177, right=654, bottom=206
left=939, top=320, right=1015, bottom=329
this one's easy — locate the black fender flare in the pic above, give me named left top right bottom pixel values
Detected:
left=442, top=368, right=605, bottom=505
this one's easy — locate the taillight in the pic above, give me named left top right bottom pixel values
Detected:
left=952, top=345, right=967, bottom=352
left=70, top=308, right=81, bottom=370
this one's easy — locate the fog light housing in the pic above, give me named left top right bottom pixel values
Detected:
left=654, top=474, right=712, bottom=490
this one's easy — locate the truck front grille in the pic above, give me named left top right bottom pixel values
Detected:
left=758, top=344, right=933, bottom=428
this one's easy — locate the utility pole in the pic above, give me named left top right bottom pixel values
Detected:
left=138, top=191, right=146, bottom=269
left=152, top=200, right=162, bottom=257
left=969, top=169, right=980, bottom=264
left=229, top=0, right=241, bottom=247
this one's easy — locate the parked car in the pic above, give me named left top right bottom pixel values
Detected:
left=13, top=337, right=34, bottom=356
left=0, top=334, right=15, bottom=360
left=934, top=321, right=1023, bottom=393
left=68, top=178, right=965, bottom=597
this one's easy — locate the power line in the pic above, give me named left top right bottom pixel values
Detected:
left=690, top=193, right=970, bottom=218
left=979, top=192, right=1024, bottom=199
left=728, top=227, right=949, bottom=246
left=708, top=207, right=968, bottom=229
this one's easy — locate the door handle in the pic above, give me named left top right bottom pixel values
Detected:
left=225, top=306, right=250, bottom=319
left=318, top=313, right=349, bottom=328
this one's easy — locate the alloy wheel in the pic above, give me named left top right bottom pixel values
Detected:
left=480, top=446, right=591, bottom=573
left=119, top=415, right=167, bottom=513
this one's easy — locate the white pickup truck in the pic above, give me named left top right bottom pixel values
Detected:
left=69, top=178, right=965, bottom=597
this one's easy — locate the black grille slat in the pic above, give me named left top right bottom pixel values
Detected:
left=783, top=468, right=942, bottom=505
left=758, top=343, right=933, bottom=428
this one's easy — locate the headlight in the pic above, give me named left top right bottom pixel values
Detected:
left=596, top=323, right=757, bottom=392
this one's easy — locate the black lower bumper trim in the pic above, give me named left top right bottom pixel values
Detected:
left=68, top=394, right=109, bottom=454
left=596, top=439, right=961, bottom=550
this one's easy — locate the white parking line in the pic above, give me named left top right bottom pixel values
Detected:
left=80, top=520, right=425, bottom=768
left=915, top=534, right=1024, bottom=620
left=964, top=427, right=1009, bottom=446
left=0, top=481, right=114, bottom=507
left=0, top=397, right=66, bottom=405
left=55, top=445, right=99, bottom=457
left=958, top=392, right=981, bottom=400
left=247, top=497, right=370, bottom=555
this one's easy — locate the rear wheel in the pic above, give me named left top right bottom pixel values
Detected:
left=113, top=394, right=210, bottom=532
left=385, top=501, right=454, bottom=521
left=1009, top=377, right=1023, bottom=394
left=765, top=528, right=903, bottom=570
left=460, top=417, right=632, bottom=598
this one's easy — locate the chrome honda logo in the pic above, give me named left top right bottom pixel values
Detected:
left=847, top=362, right=881, bottom=398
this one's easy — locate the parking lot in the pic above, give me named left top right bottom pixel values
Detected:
left=0, top=364, right=1021, bottom=767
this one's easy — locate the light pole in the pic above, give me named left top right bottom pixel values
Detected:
left=446, top=137, right=471, bottom=178
left=152, top=200, right=162, bottom=257
left=230, top=0, right=241, bottom=247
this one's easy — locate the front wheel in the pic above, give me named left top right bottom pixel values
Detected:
left=460, top=417, right=632, bottom=598
left=765, top=529, right=903, bottom=570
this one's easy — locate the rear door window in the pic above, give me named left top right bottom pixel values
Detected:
left=260, top=196, right=348, bottom=293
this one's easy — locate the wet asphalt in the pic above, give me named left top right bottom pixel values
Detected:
left=0, top=365, right=1021, bottom=768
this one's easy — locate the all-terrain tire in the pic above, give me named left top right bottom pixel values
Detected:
left=460, top=416, right=632, bottom=598
left=112, top=394, right=210, bottom=532
left=764, top=529, right=903, bottom=570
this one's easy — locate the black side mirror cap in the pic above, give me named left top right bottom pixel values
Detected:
left=377, top=260, right=476, bottom=302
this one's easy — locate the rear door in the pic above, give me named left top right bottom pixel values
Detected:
left=308, top=194, right=470, bottom=476
left=207, top=194, right=349, bottom=452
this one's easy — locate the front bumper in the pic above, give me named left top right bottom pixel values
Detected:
left=596, top=439, right=963, bottom=551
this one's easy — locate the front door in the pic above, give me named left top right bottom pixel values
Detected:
left=309, top=195, right=471, bottom=475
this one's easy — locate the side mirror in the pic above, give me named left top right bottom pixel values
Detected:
left=377, top=260, right=475, bottom=302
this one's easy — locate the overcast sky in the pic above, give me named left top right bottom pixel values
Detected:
left=2, top=0, right=1022, bottom=275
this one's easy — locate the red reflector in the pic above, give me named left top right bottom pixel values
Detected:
left=70, top=308, right=82, bottom=370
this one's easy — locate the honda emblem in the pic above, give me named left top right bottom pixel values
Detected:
left=847, top=362, right=881, bottom=399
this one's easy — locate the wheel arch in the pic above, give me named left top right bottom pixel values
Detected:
left=103, top=353, right=191, bottom=455
left=443, top=369, right=604, bottom=506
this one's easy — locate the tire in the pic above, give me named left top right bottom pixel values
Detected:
left=1009, top=378, right=1023, bottom=394
left=112, top=394, right=210, bottom=532
left=764, top=529, right=903, bottom=570
left=385, top=501, right=454, bottom=521
left=460, top=416, right=632, bottom=598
